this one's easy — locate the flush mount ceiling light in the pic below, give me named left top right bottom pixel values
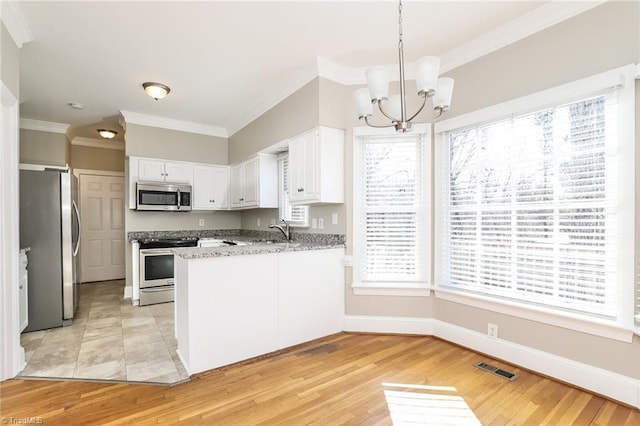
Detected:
left=353, top=0, right=454, bottom=132
left=97, top=129, right=117, bottom=139
left=142, top=82, right=171, bottom=100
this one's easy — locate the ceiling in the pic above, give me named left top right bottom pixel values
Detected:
left=14, top=1, right=578, bottom=142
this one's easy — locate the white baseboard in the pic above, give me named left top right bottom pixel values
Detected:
left=345, top=315, right=434, bottom=335
left=344, top=315, right=640, bottom=408
left=123, top=286, right=132, bottom=300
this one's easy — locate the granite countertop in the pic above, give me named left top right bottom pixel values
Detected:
left=172, top=241, right=344, bottom=260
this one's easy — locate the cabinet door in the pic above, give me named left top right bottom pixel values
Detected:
left=19, top=253, right=28, bottom=332
left=165, top=161, right=193, bottom=183
left=289, top=130, right=319, bottom=202
left=288, top=135, right=305, bottom=203
left=229, top=164, right=244, bottom=208
left=192, top=165, right=216, bottom=210
left=210, top=165, right=230, bottom=209
left=138, top=158, right=166, bottom=182
left=242, top=157, right=259, bottom=207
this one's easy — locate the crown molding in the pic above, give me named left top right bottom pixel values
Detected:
left=440, top=0, right=607, bottom=73
left=0, top=1, right=34, bottom=48
left=20, top=118, right=69, bottom=134
left=71, top=136, right=124, bottom=151
left=119, top=110, right=228, bottom=138
left=316, top=1, right=607, bottom=87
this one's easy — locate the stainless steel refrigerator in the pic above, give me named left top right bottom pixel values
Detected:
left=20, top=168, right=80, bottom=332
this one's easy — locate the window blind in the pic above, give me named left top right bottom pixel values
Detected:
left=361, top=135, right=427, bottom=282
left=278, top=154, right=309, bottom=226
left=441, top=93, right=620, bottom=318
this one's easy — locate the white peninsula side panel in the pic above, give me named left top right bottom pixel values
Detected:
left=175, top=253, right=279, bottom=374
left=175, top=247, right=345, bottom=375
left=278, top=249, right=344, bottom=348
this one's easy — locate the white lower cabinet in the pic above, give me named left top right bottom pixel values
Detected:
left=19, top=250, right=28, bottom=332
left=175, top=248, right=345, bottom=375
left=192, top=164, right=229, bottom=210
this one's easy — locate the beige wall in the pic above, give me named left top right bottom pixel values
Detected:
left=229, top=79, right=320, bottom=163
left=125, top=123, right=228, bottom=165
left=344, top=1, right=640, bottom=378
left=71, top=145, right=125, bottom=172
left=1, top=22, right=20, bottom=97
left=19, top=129, right=68, bottom=167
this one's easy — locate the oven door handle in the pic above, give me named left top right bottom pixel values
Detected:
left=140, top=286, right=174, bottom=293
left=140, top=249, right=174, bottom=256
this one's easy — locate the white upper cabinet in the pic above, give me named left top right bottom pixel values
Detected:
left=192, top=164, right=229, bottom=210
left=289, top=126, right=344, bottom=205
left=137, top=158, right=193, bottom=183
left=230, top=154, right=278, bottom=209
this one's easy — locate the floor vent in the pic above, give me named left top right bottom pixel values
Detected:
left=474, top=362, right=518, bottom=381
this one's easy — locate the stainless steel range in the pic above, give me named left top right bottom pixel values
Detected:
left=139, top=237, right=198, bottom=306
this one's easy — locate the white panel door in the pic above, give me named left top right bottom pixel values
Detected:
left=80, top=175, right=125, bottom=282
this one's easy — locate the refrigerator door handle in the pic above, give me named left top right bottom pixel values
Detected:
left=72, top=199, right=81, bottom=256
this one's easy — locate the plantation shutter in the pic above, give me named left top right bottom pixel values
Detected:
left=361, top=134, right=427, bottom=282
left=441, top=92, right=620, bottom=318
left=278, top=154, right=308, bottom=226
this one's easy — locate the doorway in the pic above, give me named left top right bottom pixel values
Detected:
left=78, top=173, right=125, bottom=282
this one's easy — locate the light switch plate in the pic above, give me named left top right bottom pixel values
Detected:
left=318, top=218, right=324, bottom=229
left=332, top=213, right=338, bottom=225
left=257, top=218, right=261, bottom=227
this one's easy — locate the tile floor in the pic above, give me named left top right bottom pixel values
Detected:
left=19, top=280, right=189, bottom=384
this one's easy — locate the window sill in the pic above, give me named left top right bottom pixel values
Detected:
left=352, top=281, right=431, bottom=297
left=435, top=287, right=633, bottom=343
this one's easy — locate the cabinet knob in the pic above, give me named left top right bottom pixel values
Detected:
left=19, top=285, right=23, bottom=290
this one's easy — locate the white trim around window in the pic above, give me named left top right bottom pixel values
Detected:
left=352, top=124, right=432, bottom=297
left=433, top=64, right=636, bottom=342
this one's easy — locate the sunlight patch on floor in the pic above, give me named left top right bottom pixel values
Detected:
left=383, top=383, right=481, bottom=426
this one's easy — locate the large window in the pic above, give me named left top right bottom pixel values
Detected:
left=278, top=153, right=309, bottom=227
left=435, top=65, right=636, bottom=335
left=353, top=125, right=430, bottom=295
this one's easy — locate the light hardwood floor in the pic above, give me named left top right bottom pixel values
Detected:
left=1, top=333, right=638, bottom=425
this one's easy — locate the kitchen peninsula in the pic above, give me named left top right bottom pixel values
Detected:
left=172, top=233, right=345, bottom=375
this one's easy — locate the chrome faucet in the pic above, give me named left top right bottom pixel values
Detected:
left=269, top=218, right=291, bottom=241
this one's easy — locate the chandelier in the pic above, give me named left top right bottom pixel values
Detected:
left=353, top=0, right=454, bottom=132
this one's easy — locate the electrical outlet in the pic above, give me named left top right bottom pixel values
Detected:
left=332, top=212, right=338, bottom=225
left=311, top=218, right=318, bottom=229
left=198, top=219, right=205, bottom=227
left=487, top=323, right=498, bottom=339
left=257, top=218, right=261, bottom=227
left=318, top=218, right=324, bottom=229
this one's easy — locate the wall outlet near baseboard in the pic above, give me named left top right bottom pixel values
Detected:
left=199, top=219, right=205, bottom=227
left=488, top=323, right=498, bottom=339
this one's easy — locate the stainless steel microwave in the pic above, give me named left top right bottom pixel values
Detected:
left=136, top=182, right=192, bottom=211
